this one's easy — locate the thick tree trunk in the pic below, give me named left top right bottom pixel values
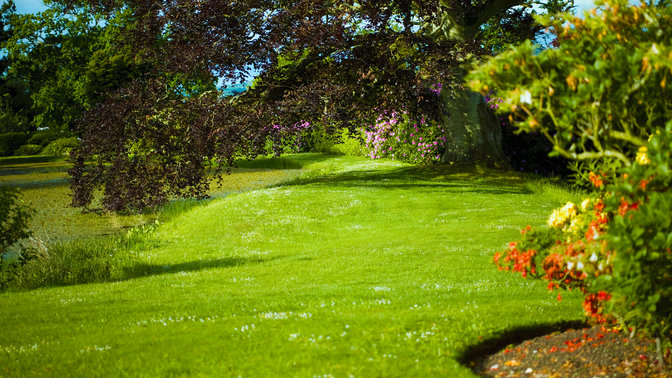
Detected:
left=439, top=87, right=507, bottom=168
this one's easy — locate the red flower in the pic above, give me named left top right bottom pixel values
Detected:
left=597, top=291, right=611, bottom=301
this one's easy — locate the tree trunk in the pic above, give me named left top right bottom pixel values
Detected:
left=439, top=87, right=507, bottom=168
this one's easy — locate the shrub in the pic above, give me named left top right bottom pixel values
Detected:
left=494, top=196, right=612, bottom=323
left=0, top=132, right=29, bottom=156
left=0, top=186, right=33, bottom=256
left=332, top=128, right=365, bottom=156
left=363, top=110, right=445, bottom=163
left=265, top=121, right=312, bottom=155
left=14, top=144, right=43, bottom=156
left=27, top=130, right=73, bottom=147
left=596, top=125, right=672, bottom=341
left=467, top=0, right=672, bottom=178
left=495, top=126, right=672, bottom=348
left=40, top=137, right=79, bottom=156
left=0, top=185, right=34, bottom=290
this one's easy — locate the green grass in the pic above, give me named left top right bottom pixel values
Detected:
left=0, top=155, right=303, bottom=241
left=0, top=154, right=585, bottom=376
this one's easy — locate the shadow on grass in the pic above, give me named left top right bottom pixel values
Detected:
left=0, top=155, right=66, bottom=166
left=279, top=163, right=540, bottom=195
left=121, top=255, right=280, bottom=280
left=235, top=153, right=333, bottom=170
left=457, top=320, right=587, bottom=371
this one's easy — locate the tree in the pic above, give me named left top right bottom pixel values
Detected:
left=68, top=0, right=571, bottom=211
left=0, top=1, right=33, bottom=133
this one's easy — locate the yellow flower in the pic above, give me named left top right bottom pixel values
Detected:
left=580, top=198, right=591, bottom=212
left=567, top=216, right=583, bottom=235
left=548, top=202, right=577, bottom=228
left=636, top=146, right=650, bottom=165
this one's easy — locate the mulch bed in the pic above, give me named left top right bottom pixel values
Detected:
left=469, top=325, right=671, bottom=377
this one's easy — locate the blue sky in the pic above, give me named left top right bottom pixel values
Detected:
left=14, top=0, right=47, bottom=14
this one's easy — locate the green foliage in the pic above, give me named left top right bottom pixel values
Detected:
left=84, top=49, right=147, bottom=106
left=13, top=144, right=42, bottom=156
left=332, top=128, right=365, bottom=156
left=0, top=185, right=33, bottom=258
left=596, top=125, right=672, bottom=340
left=26, top=129, right=71, bottom=146
left=468, top=0, right=672, bottom=174
left=0, top=102, right=30, bottom=133
left=3, top=6, right=103, bottom=132
left=496, top=126, right=672, bottom=345
left=0, top=132, right=28, bottom=156
left=40, top=137, right=78, bottom=156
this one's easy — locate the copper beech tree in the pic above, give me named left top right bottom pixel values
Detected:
left=62, top=0, right=570, bottom=211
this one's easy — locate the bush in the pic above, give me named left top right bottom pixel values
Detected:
left=332, top=128, right=365, bottom=156
left=362, top=110, right=445, bottom=163
left=596, top=125, right=672, bottom=341
left=495, top=126, right=672, bottom=348
left=264, top=121, right=312, bottom=155
left=27, top=130, right=73, bottom=147
left=14, top=144, right=43, bottom=156
left=40, top=137, right=79, bottom=156
left=0, top=185, right=34, bottom=290
left=468, top=0, right=672, bottom=179
left=0, top=186, right=33, bottom=255
left=0, top=132, right=29, bottom=156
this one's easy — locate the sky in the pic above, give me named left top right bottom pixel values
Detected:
left=14, top=0, right=47, bottom=14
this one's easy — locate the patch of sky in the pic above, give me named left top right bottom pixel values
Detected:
left=14, top=0, right=48, bottom=15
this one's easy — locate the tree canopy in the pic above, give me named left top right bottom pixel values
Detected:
left=4, top=0, right=572, bottom=211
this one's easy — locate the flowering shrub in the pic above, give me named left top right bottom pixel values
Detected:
left=362, top=110, right=446, bottom=164
left=496, top=126, right=672, bottom=343
left=494, top=195, right=613, bottom=323
left=468, top=0, right=672, bottom=177
left=595, top=125, right=672, bottom=341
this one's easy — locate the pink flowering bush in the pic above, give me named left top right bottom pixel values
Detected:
left=362, top=110, right=446, bottom=164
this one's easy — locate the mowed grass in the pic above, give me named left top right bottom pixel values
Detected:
left=0, top=154, right=584, bottom=377
left=0, top=155, right=303, bottom=241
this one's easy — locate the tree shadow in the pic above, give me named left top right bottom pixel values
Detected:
left=457, top=320, right=587, bottom=373
left=121, top=255, right=281, bottom=281
left=278, top=163, right=538, bottom=196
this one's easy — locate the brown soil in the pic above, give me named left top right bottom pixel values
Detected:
left=469, top=325, right=671, bottom=377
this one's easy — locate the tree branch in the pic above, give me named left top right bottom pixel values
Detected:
left=463, top=0, right=526, bottom=40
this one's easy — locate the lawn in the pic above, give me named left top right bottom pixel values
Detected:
left=0, top=153, right=585, bottom=377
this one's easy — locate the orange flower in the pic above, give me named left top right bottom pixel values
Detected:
left=639, top=177, right=651, bottom=191
left=588, top=172, right=604, bottom=188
